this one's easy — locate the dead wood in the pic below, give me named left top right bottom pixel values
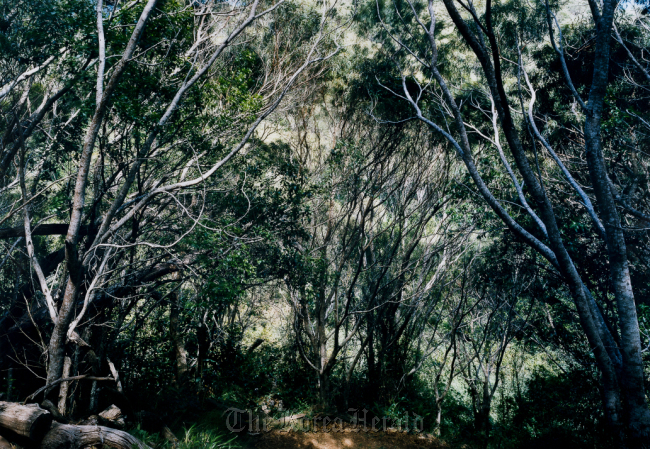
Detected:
left=0, top=402, right=52, bottom=442
left=98, top=405, right=125, bottom=429
left=39, top=422, right=148, bottom=449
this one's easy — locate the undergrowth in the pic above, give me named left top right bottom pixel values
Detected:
left=128, top=424, right=239, bottom=449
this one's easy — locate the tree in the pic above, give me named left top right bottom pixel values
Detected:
left=456, top=249, right=535, bottom=447
left=0, top=0, right=343, bottom=411
left=369, top=0, right=650, bottom=444
left=280, top=74, right=480, bottom=408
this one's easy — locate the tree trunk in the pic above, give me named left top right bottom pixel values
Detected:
left=89, top=381, right=98, bottom=414
left=5, top=368, right=12, bottom=402
left=0, top=402, right=52, bottom=442
left=57, top=357, right=71, bottom=416
left=434, top=400, right=442, bottom=436
left=40, top=422, right=146, bottom=449
left=479, top=381, right=492, bottom=449
left=435, top=0, right=629, bottom=438
left=170, top=295, right=188, bottom=386
left=46, top=279, right=80, bottom=398
left=318, top=370, right=330, bottom=409
left=580, top=0, right=650, bottom=444
left=46, top=0, right=159, bottom=399
left=197, top=315, right=210, bottom=386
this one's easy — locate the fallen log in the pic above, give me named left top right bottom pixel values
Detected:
left=40, top=422, right=148, bottom=449
left=77, top=415, right=98, bottom=426
left=99, top=404, right=125, bottom=428
left=0, top=402, right=148, bottom=449
left=0, top=402, right=52, bottom=441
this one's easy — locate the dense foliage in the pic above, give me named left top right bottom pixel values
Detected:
left=0, top=0, right=649, bottom=448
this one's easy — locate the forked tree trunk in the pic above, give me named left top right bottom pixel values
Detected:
left=45, top=0, right=160, bottom=396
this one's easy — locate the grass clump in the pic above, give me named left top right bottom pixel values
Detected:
left=128, top=424, right=239, bottom=448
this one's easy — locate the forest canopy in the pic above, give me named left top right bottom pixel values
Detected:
left=0, top=0, right=649, bottom=448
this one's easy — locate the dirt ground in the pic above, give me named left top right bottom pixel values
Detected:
left=245, top=429, right=447, bottom=449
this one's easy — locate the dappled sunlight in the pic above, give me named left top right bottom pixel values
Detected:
left=1, top=0, right=647, bottom=447
left=247, top=430, right=444, bottom=449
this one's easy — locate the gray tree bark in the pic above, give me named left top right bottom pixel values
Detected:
left=45, top=0, right=160, bottom=392
left=582, top=0, right=650, bottom=442
left=390, top=0, right=647, bottom=442
left=0, top=402, right=52, bottom=442
left=40, top=422, right=146, bottom=449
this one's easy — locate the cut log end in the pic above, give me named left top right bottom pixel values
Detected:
left=0, top=402, right=148, bottom=448
left=0, top=402, right=53, bottom=441
left=40, top=422, right=148, bottom=449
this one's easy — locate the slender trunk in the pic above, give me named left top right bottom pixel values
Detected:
left=316, top=285, right=330, bottom=409
left=586, top=124, right=650, bottom=443
left=107, top=358, right=123, bottom=393
left=434, top=399, right=442, bottom=436
left=5, top=367, right=12, bottom=401
left=480, top=381, right=491, bottom=449
left=170, top=295, right=188, bottom=387
left=368, top=317, right=376, bottom=381
left=344, top=339, right=367, bottom=410
left=46, top=0, right=159, bottom=393
left=318, top=370, right=330, bottom=409
left=57, top=357, right=71, bottom=415
left=197, top=316, right=209, bottom=394
left=89, top=381, right=98, bottom=413
left=67, top=327, right=89, bottom=417
left=46, top=278, right=79, bottom=395
left=433, top=0, right=626, bottom=435
left=343, top=378, right=350, bottom=410
left=582, top=0, right=650, bottom=443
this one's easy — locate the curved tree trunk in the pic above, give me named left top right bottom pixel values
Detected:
left=40, top=422, right=147, bottom=449
left=582, top=0, right=650, bottom=442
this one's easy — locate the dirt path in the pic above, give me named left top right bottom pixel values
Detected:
left=245, top=429, right=446, bottom=449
